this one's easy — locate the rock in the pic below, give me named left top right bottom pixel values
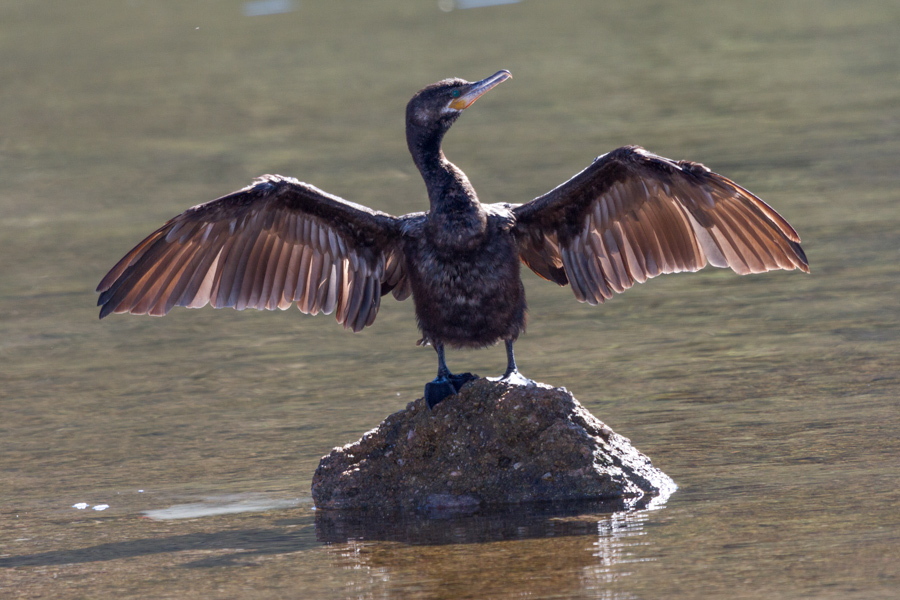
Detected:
left=311, top=378, right=676, bottom=512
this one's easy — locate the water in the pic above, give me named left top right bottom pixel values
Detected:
left=2, top=0, right=899, bottom=597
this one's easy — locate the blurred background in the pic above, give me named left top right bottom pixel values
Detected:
left=1, top=1, right=898, bottom=598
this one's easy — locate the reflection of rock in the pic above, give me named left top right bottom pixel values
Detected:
left=312, top=379, right=675, bottom=512
left=319, top=506, right=654, bottom=600
left=314, top=498, right=652, bottom=545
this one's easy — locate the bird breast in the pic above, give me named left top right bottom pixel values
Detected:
left=403, top=212, right=526, bottom=348
left=424, top=208, right=488, bottom=253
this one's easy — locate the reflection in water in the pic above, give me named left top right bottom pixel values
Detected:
left=143, top=493, right=302, bottom=520
left=71, top=502, right=110, bottom=511
left=314, top=495, right=669, bottom=545
left=318, top=500, right=662, bottom=599
left=242, top=0, right=295, bottom=17
left=439, top=0, right=521, bottom=12
left=0, top=522, right=321, bottom=570
left=1, top=499, right=660, bottom=599
left=3, top=0, right=899, bottom=597
left=583, top=511, right=651, bottom=594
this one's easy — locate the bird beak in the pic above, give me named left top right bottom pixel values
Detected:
left=449, top=70, right=512, bottom=110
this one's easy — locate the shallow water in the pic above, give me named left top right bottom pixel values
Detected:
left=2, top=1, right=899, bottom=598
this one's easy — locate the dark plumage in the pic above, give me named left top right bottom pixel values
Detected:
left=97, top=70, right=809, bottom=407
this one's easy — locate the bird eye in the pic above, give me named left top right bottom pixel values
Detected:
left=451, top=89, right=461, bottom=98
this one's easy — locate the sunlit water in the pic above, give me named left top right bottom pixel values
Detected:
left=1, top=1, right=898, bottom=598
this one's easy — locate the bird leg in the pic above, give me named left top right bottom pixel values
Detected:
left=435, top=342, right=452, bottom=379
left=502, top=340, right=518, bottom=378
left=425, top=343, right=476, bottom=409
left=500, top=340, right=534, bottom=387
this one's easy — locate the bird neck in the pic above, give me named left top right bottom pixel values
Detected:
left=408, top=126, right=481, bottom=214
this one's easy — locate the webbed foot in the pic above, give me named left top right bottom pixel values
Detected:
left=449, top=372, right=477, bottom=392
left=425, top=377, right=456, bottom=409
left=425, top=373, right=479, bottom=409
left=496, top=370, right=537, bottom=387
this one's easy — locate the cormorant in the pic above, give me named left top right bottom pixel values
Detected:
left=97, top=70, right=809, bottom=407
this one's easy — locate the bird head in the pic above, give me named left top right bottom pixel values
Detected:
left=406, top=70, right=512, bottom=138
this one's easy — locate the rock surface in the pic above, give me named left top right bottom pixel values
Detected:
left=312, top=379, right=676, bottom=512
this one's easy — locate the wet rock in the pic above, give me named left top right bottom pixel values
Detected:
left=311, top=379, right=676, bottom=512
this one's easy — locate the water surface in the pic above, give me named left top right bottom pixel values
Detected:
left=1, top=1, right=899, bottom=598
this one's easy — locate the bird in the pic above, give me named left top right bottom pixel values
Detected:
left=97, top=70, right=809, bottom=408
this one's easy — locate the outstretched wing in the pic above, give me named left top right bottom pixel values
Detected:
left=511, top=146, right=809, bottom=305
left=97, top=175, right=410, bottom=332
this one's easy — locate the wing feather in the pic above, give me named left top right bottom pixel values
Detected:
left=97, top=175, right=408, bottom=332
left=304, top=250, right=324, bottom=315
left=265, top=238, right=293, bottom=310
left=216, top=225, right=259, bottom=308
left=241, top=231, right=276, bottom=310
left=322, top=262, right=339, bottom=315
left=512, top=146, right=808, bottom=303
left=146, top=242, right=205, bottom=316
left=186, top=249, right=222, bottom=309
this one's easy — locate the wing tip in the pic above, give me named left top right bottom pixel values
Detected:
left=791, top=240, right=810, bottom=273
left=98, top=302, right=115, bottom=320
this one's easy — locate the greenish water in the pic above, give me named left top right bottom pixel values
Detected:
left=2, top=0, right=899, bottom=598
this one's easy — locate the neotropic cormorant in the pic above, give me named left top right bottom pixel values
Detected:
left=97, top=70, right=809, bottom=407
